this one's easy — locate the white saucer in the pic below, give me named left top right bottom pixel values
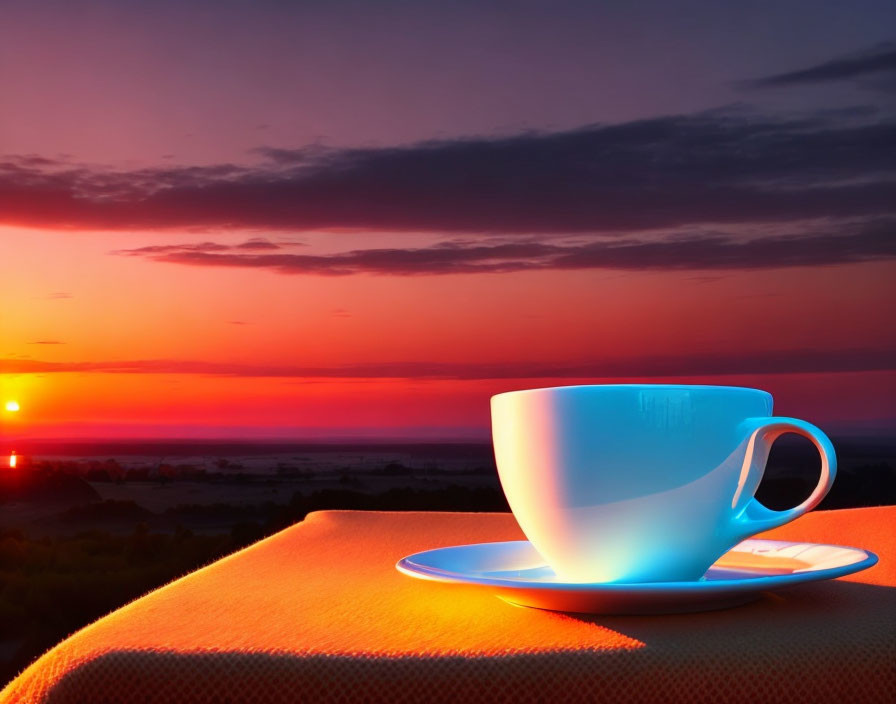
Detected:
left=396, top=539, right=878, bottom=615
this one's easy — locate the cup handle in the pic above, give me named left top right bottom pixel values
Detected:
left=732, top=417, right=837, bottom=538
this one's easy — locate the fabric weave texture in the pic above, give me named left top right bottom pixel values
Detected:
left=1, top=507, right=894, bottom=703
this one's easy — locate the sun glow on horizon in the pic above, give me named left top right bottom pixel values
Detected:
left=9, top=451, right=16, bottom=469
left=5, top=400, right=20, bottom=413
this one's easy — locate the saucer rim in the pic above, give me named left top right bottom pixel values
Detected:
left=396, top=538, right=879, bottom=593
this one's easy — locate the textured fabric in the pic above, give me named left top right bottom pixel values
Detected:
left=2, top=507, right=894, bottom=703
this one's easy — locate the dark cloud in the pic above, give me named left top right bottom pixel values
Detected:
left=28, top=340, right=65, bottom=345
left=120, top=242, right=231, bottom=256
left=234, top=238, right=280, bottom=250
left=744, top=43, right=896, bottom=89
left=116, top=238, right=279, bottom=260
left=116, top=218, right=896, bottom=274
left=1, top=347, right=893, bottom=379
left=2, top=111, right=895, bottom=235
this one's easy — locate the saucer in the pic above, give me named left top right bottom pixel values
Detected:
left=396, top=539, right=878, bottom=615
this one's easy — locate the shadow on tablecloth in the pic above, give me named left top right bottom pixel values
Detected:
left=38, top=581, right=896, bottom=704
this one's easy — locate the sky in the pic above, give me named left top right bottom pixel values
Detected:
left=1, top=0, right=895, bottom=440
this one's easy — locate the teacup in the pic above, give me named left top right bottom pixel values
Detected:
left=491, top=384, right=836, bottom=583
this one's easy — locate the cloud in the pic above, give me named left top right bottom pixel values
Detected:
left=117, top=239, right=281, bottom=257
left=744, top=43, right=896, bottom=89
left=115, top=218, right=896, bottom=274
left=46, top=292, right=73, bottom=299
left=234, top=238, right=280, bottom=250
left=2, top=109, right=895, bottom=235
left=117, top=241, right=232, bottom=256
left=28, top=340, right=65, bottom=345
left=1, top=348, right=893, bottom=379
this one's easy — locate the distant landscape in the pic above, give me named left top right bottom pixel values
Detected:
left=1, top=436, right=894, bottom=684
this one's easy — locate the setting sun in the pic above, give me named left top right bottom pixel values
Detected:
left=4, top=400, right=20, bottom=413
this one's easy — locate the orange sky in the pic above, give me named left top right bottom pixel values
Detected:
left=2, top=226, right=894, bottom=439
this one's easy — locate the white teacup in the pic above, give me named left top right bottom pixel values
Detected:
left=491, top=384, right=836, bottom=583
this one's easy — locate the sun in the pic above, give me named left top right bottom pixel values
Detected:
left=4, top=400, right=20, bottom=413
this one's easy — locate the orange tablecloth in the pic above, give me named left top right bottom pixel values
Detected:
left=2, top=507, right=894, bottom=703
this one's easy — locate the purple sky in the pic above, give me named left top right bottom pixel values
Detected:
left=3, top=0, right=894, bottom=166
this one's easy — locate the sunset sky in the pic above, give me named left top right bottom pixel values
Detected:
left=1, top=0, right=895, bottom=440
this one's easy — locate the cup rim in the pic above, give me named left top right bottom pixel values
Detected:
left=491, top=383, right=772, bottom=402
